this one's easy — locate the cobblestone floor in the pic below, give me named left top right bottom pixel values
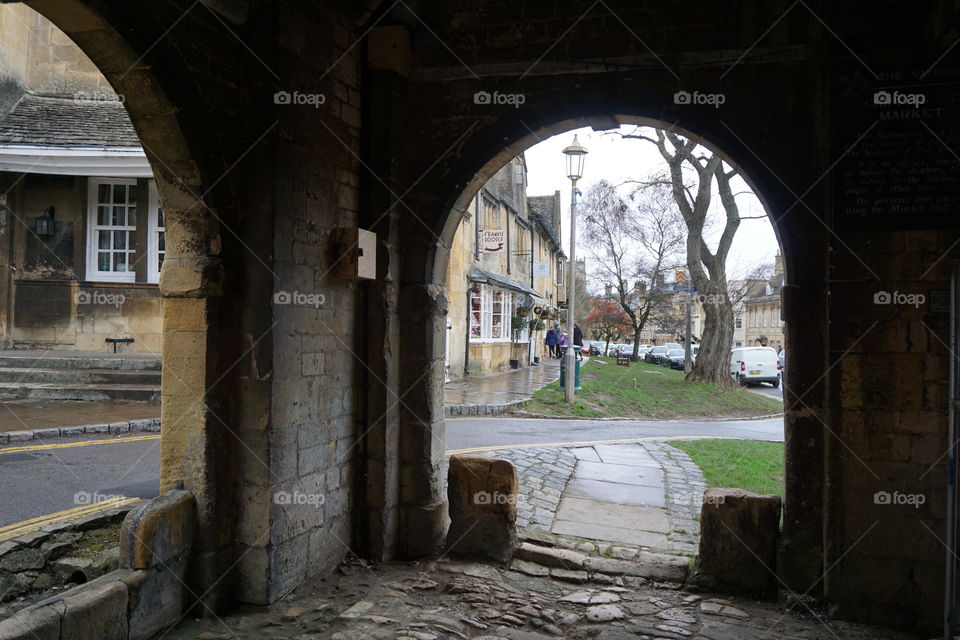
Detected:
left=164, top=558, right=920, bottom=640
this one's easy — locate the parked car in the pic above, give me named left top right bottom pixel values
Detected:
left=664, top=342, right=682, bottom=350
left=611, top=344, right=632, bottom=357
left=589, top=342, right=604, bottom=356
left=663, top=348, right=686, bottom=370
left=778, top=349, right=785, bottom=371
left=645, top=346, right=669, bottom=364
left=730, top=346, right=781, bottom=387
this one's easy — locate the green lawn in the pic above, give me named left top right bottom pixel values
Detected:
left=523, top=357, right=782, bottom=420
left=670, top=439, right=784, bottom=496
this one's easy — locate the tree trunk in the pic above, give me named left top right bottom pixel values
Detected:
left=687, top=286, right=735, bottom=386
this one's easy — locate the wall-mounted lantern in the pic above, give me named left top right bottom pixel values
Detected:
left=33, top=206, right=55, bottom=236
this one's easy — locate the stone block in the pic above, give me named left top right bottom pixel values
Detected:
left=120, top=567, right=188, bottom=640
left=515, top=542, right=585, bottom=569
left=5, top=431, right=31, bottom=443
left=106, top=422, right=129, bottom=434
left=120, top=490, right=194, bottom=570
left=128, top=418, right=152, bottom=432
left=60, top=573, right=128, bottom=640
left=697, top=488, right=781, bottom=592
left=0, top=600, right=63, bottom=640
left=445, top=455, right=518, bottom=563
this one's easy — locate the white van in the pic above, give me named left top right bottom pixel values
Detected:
left=730, top=347, right=781, bottom=387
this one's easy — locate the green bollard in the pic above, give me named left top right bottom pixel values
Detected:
left=559, top=346, right=583, bottom=391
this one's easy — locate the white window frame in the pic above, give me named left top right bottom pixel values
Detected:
left=85, top=177, right=138, bottom=283
left=468, top=284, right=512, bottom=343
left=147, top=181, right=164, bottom=284
left=556, top=259, right=564, bottom=285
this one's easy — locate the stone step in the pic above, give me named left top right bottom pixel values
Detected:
left=0, top=351, right=161, bottom=371
left=0, top=382, right=160, bottom=403
left=0, top=367, right=161, bottom=386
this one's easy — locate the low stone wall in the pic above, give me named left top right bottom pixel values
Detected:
left=0, top=490, right=194, bottom=640
left=0, top=507, right=133, bottom=613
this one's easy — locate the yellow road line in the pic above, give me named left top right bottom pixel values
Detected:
left=0, top=434, right=159, bottom=454
left=0, top=496, right=131, bottom=532
left=0, top=496, right=141, bottom=542
left=445, top=434, right=765, bottom=456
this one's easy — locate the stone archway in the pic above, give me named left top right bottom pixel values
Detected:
left=377, top=91, right=827, bottom=602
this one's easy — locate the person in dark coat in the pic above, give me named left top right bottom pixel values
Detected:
left=573, top=324, right=584, bottom=360
left=545, top=327, right=558, bottom=358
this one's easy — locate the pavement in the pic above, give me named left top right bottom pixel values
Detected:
left=0, top=399, right=159, bottom=433
left=444, top=359, right=562, bottom=413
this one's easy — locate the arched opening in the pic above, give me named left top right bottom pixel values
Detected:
left=404, top=105, right=821, bottom=602
left=433, top=115, right=788, bottom=516
left=0, top=0, right=237, bottom=610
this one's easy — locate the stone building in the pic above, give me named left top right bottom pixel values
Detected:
left=0, top=5, right=161, bottom=353
left=445, top=156, right=566, bottom=378
left=0, top=0, right=954, bottom=633
left=743, top=254, right=786, bottom=351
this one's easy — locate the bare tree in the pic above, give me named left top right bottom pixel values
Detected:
left=624, top=128, right=764, bottom=385
left=580, top=179, right=685, bottom=360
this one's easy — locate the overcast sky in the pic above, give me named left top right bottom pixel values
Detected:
left=523, top=125, right=780, bottom=290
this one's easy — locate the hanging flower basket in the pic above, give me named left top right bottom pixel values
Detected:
left=516, top=306, right=530, bottom=318
left=528, top=318, right=545, bottom=331
left=511, top=316, right=528, bottom=330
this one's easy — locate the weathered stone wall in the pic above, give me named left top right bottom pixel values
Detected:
left=0, top=3, right=111, bottom=103
left=825, top=229, right=954, bottom=628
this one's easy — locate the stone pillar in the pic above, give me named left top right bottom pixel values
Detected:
left=357, top=31, right=409, bottom=559
left=778, top=280, right=827, bottom=593
left=157, top=195, right=230, bottom=610
left=396, top=281, right=449, bottom=557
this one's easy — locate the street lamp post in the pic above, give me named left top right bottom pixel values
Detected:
left=562, top=135, right=587, bottom=403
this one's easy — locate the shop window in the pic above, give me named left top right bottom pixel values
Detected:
left=468, top=285, right=512, bottom=342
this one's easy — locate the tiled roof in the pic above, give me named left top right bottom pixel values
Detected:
left=0, top=94, right=140, bottom=148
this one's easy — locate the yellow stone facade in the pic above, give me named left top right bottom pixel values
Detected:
left=446, top=156, right=566, bottom=379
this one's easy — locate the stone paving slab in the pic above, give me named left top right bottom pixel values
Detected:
left=552, top=496, right=669, bottom=533
left=564, top=477, right=667, bottom=507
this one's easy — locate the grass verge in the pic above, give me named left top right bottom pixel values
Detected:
left=670, top=439, right=784, bottom=496
left=523, top=357, right=782, bottom=419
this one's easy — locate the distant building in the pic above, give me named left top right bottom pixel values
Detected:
left=445, top=157, right=566, bottom=378
left=743, top=253, right=786, bottom=351
left=0, top=6, right=161, bottom=353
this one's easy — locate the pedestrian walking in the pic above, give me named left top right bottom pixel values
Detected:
left=558, top=331, right=569, bottom=358
left=573, top=324, right=584, bottom=360
left=545, top=327, right=558, bottom=358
